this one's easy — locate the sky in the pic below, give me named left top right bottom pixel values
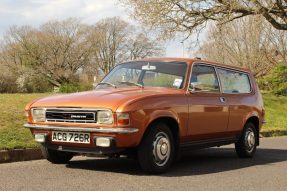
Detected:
left=0, top=0, right=189, bottom=57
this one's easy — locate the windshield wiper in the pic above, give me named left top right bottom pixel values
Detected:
left=97, top=82, right=117, bottom=88
left=118, top=81, right=144, bottom=88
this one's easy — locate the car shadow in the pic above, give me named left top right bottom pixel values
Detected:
left=65, top=147, right=287, bottom=176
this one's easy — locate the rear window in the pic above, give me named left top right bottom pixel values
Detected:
left=217, top=68, right=251, bottom=93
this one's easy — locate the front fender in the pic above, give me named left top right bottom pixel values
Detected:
left=144, top=109, right=180, bottom=130
left=116, top=95, right=189, bottom=145
left=129, top=107, right=187, bottom=146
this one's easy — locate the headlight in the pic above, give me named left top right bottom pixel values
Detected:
left=31, top=108, right=46, bottom=122
left=97, top=110, right=113, bottom=124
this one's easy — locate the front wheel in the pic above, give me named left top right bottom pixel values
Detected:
left=235, top=122, right=257, bottom=158
left=137, top=123, right=175, bottom=174
left=40, top=145, right=74, bottom=164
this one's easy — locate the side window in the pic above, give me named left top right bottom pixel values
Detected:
left=190, top=64, right=220, bottom=92
left=217, top=68, right=251, bottom=93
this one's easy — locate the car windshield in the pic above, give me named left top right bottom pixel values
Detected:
left=96, top=61, right=188, bottom=89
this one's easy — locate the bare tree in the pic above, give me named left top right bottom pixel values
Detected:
left=1, top=18, right=93, bottom=87
left=89, top=17, right=130, bottom=74
left=89, top=17, right=165, bottom=74
left=121, top=0, right=287, bottom=38
left=197, top=16, right=286, bottom=77
left=0, top=17, right=165, bottom=92
left=263, top=22, right=287, bottom=64
left=125, top=32, right=164, bottom=60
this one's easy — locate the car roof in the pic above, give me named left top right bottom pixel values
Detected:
left=141, top=57, right=251, bottom=73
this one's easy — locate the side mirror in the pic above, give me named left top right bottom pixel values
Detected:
left=189, top=82, right=203, bottom=93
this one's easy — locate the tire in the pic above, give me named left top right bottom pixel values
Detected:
left=137, top=122, right=175, bottom=174
left=235, top=122, right=257, bottom=158
left=40, top=145, right=74, bottom=164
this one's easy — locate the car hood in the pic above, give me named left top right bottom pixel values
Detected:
left=30, top=88, right=183, bottom=111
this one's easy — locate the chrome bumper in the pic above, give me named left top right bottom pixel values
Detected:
left=23, top=124, right=139, bottom=134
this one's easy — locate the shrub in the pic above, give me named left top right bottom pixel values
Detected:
left=258, top=64, right=287, bottom=96
left=59, top=83, right=93, bottom=93
left=19, top=74, right=54, bottom=93
left=0, top=73, right=18, bottom=93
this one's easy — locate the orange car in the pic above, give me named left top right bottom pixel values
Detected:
left=24, top=58, right=265, bottom=173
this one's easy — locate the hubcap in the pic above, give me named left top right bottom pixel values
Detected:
left=152, top=132, right=171, bottom=167
left=245, top=129, right=255, bottom=151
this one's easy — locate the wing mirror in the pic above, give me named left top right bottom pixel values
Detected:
left=189, top=82, right=203, bottom=93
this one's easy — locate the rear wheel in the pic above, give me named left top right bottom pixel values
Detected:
left=40, top=145, right=74, bottom=164
left=235, top=122, right=257, bottom=158
left=137, top=123, right=175, bottom=174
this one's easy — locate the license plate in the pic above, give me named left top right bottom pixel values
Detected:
left=52, top=131, right=90, bottom=144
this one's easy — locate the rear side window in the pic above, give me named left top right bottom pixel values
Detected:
left=190, top=64, right=220, bottom=92
left=217, top=68, right=251, bottom=93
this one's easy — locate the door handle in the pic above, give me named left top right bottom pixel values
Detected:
left=219, top=97, right=226, bottom=103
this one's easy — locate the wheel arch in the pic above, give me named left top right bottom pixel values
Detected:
left=245, top=116, right=260, bottom=145
left=141, top=117, right=180, bottom=149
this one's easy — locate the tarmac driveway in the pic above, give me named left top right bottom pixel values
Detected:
left=0, top=136, right=286, bottom=191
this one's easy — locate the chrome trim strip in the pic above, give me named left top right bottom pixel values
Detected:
left=46, top=120, right=96, bottom=123
left=24, top=124, right=139, bottom=134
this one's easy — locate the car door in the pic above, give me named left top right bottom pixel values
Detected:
left=187, top=63, right=229, bottom=141
left=216, top=68, right=254, bottom=135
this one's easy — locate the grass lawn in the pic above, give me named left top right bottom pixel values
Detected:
left=0, top=93, right=51, bottom=150
left=262, top=94, right=287, bottom=131
left=0, top=93, right=286, bottom=150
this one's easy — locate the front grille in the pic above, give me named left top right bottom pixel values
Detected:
left=45, top=109, right=97, bottom=123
